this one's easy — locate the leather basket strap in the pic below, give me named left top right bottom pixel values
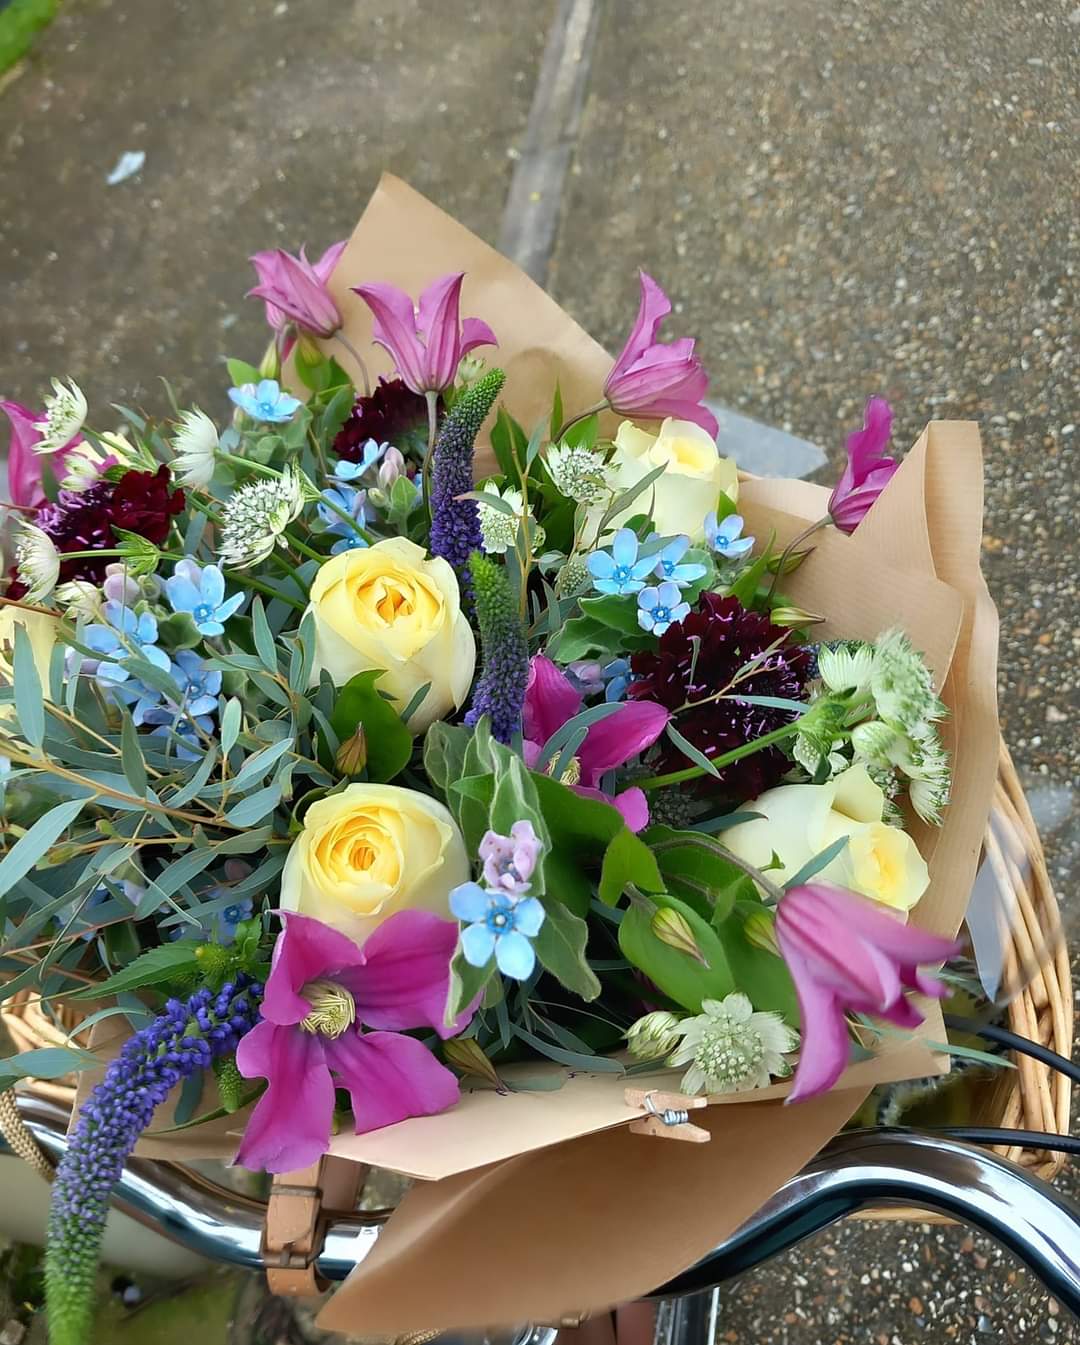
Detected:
left=263, top=1155, right=367, bottom=1298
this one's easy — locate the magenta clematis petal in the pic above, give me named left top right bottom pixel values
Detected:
left=523, top=655, right=583, bottom=749
left=828, top=397, right=898, bottom=533
left=808, top=884, right=960, bottom=966
left=2, top=399, right=84, bottom=506
left=416, top=273, right=466, bottom=392
left=324, top=1029, right=461, bottom=1134
left=335, top=910, right=469, bottom=1039
left=260, top=912, right=365, bottom=1026
left=781, top=950, right=852, bottom=1103
left=459, top=316, right=498, bottom=358
left=352, top=281, right=429, bottom=394
left=634, top=397, right=719, bottom=437
left=606, top=272, right=672, bottom=386
left=247, top=244, right=343, bottom=338
left=311, top=239, right=347, bottom=285
left=577, top=698, right=670, bottom=783
left=609, top=785, right=650, bottom=832
left=234, top=1022, right=335, bottom=1173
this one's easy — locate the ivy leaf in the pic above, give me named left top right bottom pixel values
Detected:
left=329, top=670, right=413, bottom=782
left=598, top=827, right=664, bottom=906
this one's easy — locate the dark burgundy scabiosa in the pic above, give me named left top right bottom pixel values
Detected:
left=629, top=592, right=812, bottom=801
left=36, top=465, right=185, bottom=584
left=333, top=376, right=438, bottom=461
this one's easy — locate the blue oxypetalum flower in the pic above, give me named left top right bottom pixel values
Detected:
left=142, top=651, right=222, bottom=759
left=652, top=535, right=708, bottom=587
left=332, top=441, right=387, bottom=480
left=317, top=483, right=371, bottom=553
left=637, top=581, right=691, bottom=636
left=704, top=511, right=754, bottom=559
left=450, top=882, right=546, bottom=980
left=110, top=676, right=166, bottom=726
left=84, top=602, right=170, bottom=684
left=165, top=560, right=245, bottom=635
left=216, top=896, right=254, bottom=945
left=602, top=657, right=632, bottom=702
left=227, top=378, right=302, bottom=423
left=587, top=528, right=656, bottom=596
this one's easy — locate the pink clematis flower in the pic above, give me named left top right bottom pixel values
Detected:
left=247, top=240, right=347, bottom=341
left=523, top=655, right=669, bottom=833
left=603, top=272, right=718, bottom=437
left=776, top=882, right=961, bottom=1103
left=235, top=910, right=471, bottom=1174
left=351, top=273, right=497, bottom=396
left=1, top=399, right=82, bottom=508
left=827, top=396, right=899, bottom=533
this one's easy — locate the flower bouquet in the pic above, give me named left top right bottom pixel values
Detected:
left=0, top=178, right=1007, bottom=1343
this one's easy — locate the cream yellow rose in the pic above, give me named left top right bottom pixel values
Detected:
left=723, top=765, right=930, bottom=913
left=307, top=537, right=475, bottom=732
left=280, top=783, right=470, bottom=945
left=0, top=607, right=57, bottom=725
left=600, top=418, right=739, bottom=540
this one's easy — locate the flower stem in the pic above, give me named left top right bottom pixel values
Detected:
left=554, top=399, right=609, bottom=443
left=636, top=718, right=804, bottom=791
left=651, top=834, right=786, bottom=906
left=282, top=531, right=324, bottom=564
left=422, top=390, right=439, bottom=518
left=334, top=331, right=372, bottom=397
left=763, top=515, right=830, bottom=604
left=222, top=569, right=305, bottom=612
left=217, top=451, right=283, bottom=480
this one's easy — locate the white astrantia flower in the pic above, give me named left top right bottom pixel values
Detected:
left=889, top=727, right=951, bottom=825
left=54, top=580, right=105, bottom=621
left=218, top=466, right=304, bottom=569
left=817, top=641, right=874, bottom=696
left=476, top=482, right=544, bottom=556
left=870, top=628, right=947, bottom=737
left=171, top=409, right=219, bottom=489
left=13, top=522, right=60, bottom=602
left=669, top=993, right=799, bottom=1096
left=546, top=441, right=613, bottom=506
left=33, top=378, right=88, bottom=455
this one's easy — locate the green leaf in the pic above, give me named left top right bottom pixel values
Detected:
left=618, top=892, right=734, bottom=1012
left=226, top=358, right=261, bottom=387
left=491, top=408, right=529, bottom=480
left=120, top=712, right=148, bottom=797
left=423, top=722, right=472, bottom=798
left=577, top=595, right=643, bottom=638
left=12, top=624, right=44, bottom=749
left=0, top=799, right=87, bottom=899
left=783, top=835, right=849, bottom=889
left=547, top=615, right=628, bottom=664
left=646, top=825, right=746, bottom=920
left=251, top=598, right=279, bottom=673
left=329, top=670, right=413, bottom=782
left=511, top=1024, right=624, bottom=1072
left=549, top=382, right=564, bottom=441
left=220, top=697, right=242, bottom=756
left=230, top=737, right=294, bottom=792
left=225, top=782, right=283, bottom=827
left=665, top=722, right=722, bottom=778
left=149, top=1083, right=266, bottom=1134
left=533, top=901, right=600, bottom=1000
left=71, top=944, right=200, bottom=1000
left=598, top=827, right=664, bottom=906
left=0, top=1045, right=98, bottom=1085
left=714, top=903, right=798, bottom=1024
left=729, top=541, right=774, bottom=609
left=173, top=1066, right=206, bottom=1126
left=445, top=947, right=496, bottom=1027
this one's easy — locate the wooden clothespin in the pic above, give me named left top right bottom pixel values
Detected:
left=624, top=1087, right=711, bottom=1143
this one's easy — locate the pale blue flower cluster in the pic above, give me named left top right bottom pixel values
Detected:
left=637, top=581, right=691, bottom=635
left=166, top=561, right=245, bottom=634
left=228, top=378, right=301, bottom=423
left=587, top=528, right=654, bottom=596
left=704, top=511, right=754, bottom=559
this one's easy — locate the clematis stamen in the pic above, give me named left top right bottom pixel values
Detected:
left=299, top=979, right=357, bottom=1038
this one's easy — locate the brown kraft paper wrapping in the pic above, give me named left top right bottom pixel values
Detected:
left=74, top=179, right=1000, bottom=1331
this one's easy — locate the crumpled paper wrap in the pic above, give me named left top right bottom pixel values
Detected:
left=79, top=176, right=1000, bottom=1334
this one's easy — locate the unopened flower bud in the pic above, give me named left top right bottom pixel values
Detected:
left=626, top=1011, right=681, bottom=1061
left=213, top=1056, right=245, bottom=1113
left=851, top=719, right=897, bottom=763
left=442, top=1036, right=502, bottom=1088
left=193, top=943, right=233, bottom=979
left=770, top=605, right=824, bottom=628
left=296, top=331, right=322, bottom=365
left=335, top=725, right=368, bottom=776
left=258, top=338, right=282, bottom=381
left=744, top=910, right=779, bottom=955
left=651, top=907, right=709, bottom=966
left=377, top=446, right=405, bottom=491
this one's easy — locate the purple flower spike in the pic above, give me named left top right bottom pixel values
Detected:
left=828, top=397, right=899, bottom=533
left=479, top=821, right=542, bottom=895
left=603, top=272, right=718, bottom=436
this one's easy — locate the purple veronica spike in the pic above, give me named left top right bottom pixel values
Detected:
left=45, top=977, right=263, bottom=1345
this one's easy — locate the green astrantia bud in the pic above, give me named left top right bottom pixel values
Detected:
left=743, top=910, right=779, bottom=956
left=651, top=907, right=708, bottom=966
left=850, top=718, right=898, bottom=763
left=626, top=1011, right=682, bottom=1061
left=213, top=1056, right=246, bottom=1113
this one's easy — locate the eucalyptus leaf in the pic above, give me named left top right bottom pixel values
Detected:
left=783, top=835, right=849, bottom=889
left=0, top=1044, right=98, bottom=1085
left=12, top=624, right=44, bottom=749
left=0, top=798, right=87, bottom=899
left=119, top=712, right=148, bottom=796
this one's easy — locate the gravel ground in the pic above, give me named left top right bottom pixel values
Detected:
left=1, top=0, right=1078, bottom=1341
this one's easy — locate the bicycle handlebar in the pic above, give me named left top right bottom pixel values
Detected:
left=6, top=1096, right=1079, bottom=1319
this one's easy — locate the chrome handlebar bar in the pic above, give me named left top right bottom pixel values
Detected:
left=7, top=1096, right=1079, bottom=1319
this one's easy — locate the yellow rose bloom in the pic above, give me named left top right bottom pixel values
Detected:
left=280, top=783, right=470, bottom=945
left=307, top=537, right=475, bottom=732
left=599, top=418, right=739, bottom=540
left=722, top=764, right=929, bottom=913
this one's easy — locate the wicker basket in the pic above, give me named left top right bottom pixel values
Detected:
left=1, top=740, right=1073, bottom=1207
left=0, top=989, right=92, bottom=1106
